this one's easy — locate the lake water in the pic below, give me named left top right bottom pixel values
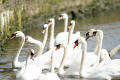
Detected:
left=1, top=9, right=120, bottom=80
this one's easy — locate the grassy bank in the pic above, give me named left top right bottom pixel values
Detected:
left=0, top=0, right=120, bottom=52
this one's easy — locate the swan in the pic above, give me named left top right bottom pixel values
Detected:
left=63, top=29, right=120, bottom=76
left=55, top=20, right=83, bottom=74
left=86, top=29, right=120, bottom=61
left=16, top=49, right=60, bottom=80
left=76, top=30, right=120, bottom=80
left=10, top=31, right=26, bottom=68
left=16, top=49, right=43, bottom=80
left=57, top=34, right=99, bottom=75
left=56, top=13, right=80, bottom=47
left=25, top=19, right=63, bottom=71
left=10, top=24, right=48, bottom=68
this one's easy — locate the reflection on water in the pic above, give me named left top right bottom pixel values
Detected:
left=1, top=9, right=120, bottom=80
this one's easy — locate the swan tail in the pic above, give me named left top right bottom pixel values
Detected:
left=109, top=45, right=120, bottom=57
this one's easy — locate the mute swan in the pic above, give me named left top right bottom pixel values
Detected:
left=55, top=20, right=83, bottom=75
left=56, top=13, right=80, bottom=48
left=16, top=49, right=60, bottom=80
left=77, top=30, right=120, bottom=80
left=10, top=24, right=48, bottom=68
left=25, top=20, right=63, bottom=71
left=10, top=31, right=26, bottom=68
left=63, top=29, right=120, bottom=76
left=16, top=49, right=43, bottom=80
left=86, top=29, right=120, bottom=61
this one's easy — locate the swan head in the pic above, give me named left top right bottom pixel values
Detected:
left=73, top=37, right=86, bottom=49
left=42, top=24, right=49, bottom=34
left=10, top=31, right=25, bottom=39
left=68, top=20, right=75, bottom=31
left=58, top=13, right=68, bottom=20
left=85, top=29, right=97, bottom=40
left=55, top=41, right=66, bottom=51
left=48, top=18, right=55, bottom=26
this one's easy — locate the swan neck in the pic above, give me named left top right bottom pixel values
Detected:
left=94, top=35, right=99, bottom=53
left=68, top=23, right=75, bottom=45
left=80, top=40, right=87, bottom=75
left=35, top=41, right=43, bottom=57
left=43, top=28, right=48, bottom=48
left=50, top=49, right=55, bottom=72
left=96, top=30, right=103, bottom=59
left=49, top=22, right=55, bottom=49
left=13, top=35, right=25, bottom=67
left=64, top=17, right=68, bottom=32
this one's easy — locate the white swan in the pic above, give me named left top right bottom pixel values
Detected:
left=10, top=24, right=48, bottom=68
left=16, top=49, right=60, bottom=80
left=56, top=13, right=80, bottom=47
left=16, top=49, right=43, bottom=80
left=86, top=29, right=120, bottom=61
left=77, top=30, right=120, bottom=80
left=58, top=36, right=99, bottom=75
left=10, top=31, right=26, bottom=68
left=59, top=29, right=120, bottom=76
left=25, top=19, right=63, bottom=71
left=55, top=20, right=83, bottom=74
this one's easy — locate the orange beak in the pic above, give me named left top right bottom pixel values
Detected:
left=48, top=22, right=52, bottom=26
left=73, top=42, right=78, bottom=49
left=42, top=29, right=46, bottom=34
left=73, top=40, right=78, bottom=49
left=10, top=36, right=16, bottom=40
left=68, top=24, right=72, bottom=31
left=55, top=45, right=60, bottom=51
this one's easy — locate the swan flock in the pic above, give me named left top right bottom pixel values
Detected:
left=9, top=13, right=120, bottom=80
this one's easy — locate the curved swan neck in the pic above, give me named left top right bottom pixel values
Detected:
left=96, top=30, right=103, bottom=59
left=94, top=35, right=99, bottom=53
left=49, top=20, right=55, bottom=49
left=68, top=22, right=75, bottom=45
left=79, top=38, right=87, bottom=75
left=13, top=35, right=25, bottom=68
left=34, top=40, right=43, bottom=57
left=43, top=27, right=48, bottom=48
left=64, top=17, right=68, bottom=32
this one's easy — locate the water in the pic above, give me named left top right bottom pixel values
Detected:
left=1, top=9, right=120, bottom=80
